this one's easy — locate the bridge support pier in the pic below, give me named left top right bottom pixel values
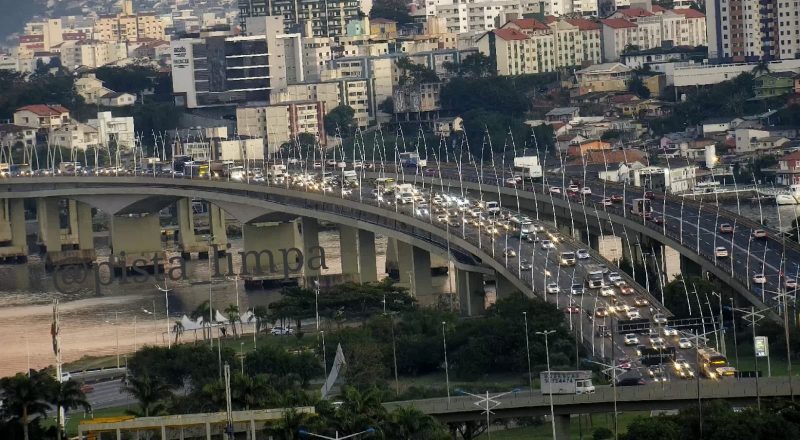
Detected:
left=456, top=268, right=485, bottom=316
left=176, top=199, right=227, bottom=259
left=241, top=222, right=298, bottom=288
left=554, top=414, right=571, bottom=440
left=110, top=214, right=165, bottom=272
left=495, top=273, right=520, bottom=300
left=339, top=225, right=378, bottom=283
left=295, top=217, right=320, bottom=280
left=38, top=198, right=95, bottom=268
left=396, top=241, right=432, bottom=302
left=661, top=245, right=681, bottom=283
left=0, top=199, right=28, bottom=263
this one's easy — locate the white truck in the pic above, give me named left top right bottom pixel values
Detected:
left=513, top=156, right=543, bottom=180
left=540, top=370, right=595, bottom=395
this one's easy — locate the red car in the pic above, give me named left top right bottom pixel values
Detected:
left=564, top=306, right=581, bottom=314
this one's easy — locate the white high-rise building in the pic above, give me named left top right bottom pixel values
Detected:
left=707, top=0, right=800, bottom=61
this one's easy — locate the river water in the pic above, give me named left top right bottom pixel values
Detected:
left=0, top=230, right=455, bottom=376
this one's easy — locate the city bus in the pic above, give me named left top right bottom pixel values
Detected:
left=698, top=348, right=735, bottom=379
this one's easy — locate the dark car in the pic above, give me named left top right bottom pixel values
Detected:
left=644, top=191, right=655, bottom=200
left=614, top=377, right=646, bottom=387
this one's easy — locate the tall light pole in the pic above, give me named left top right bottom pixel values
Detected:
left=456, top=388, right=521, bottom=439
left=442, top=321, right=451, bottom=404
left=523, top=312, right=533, bottom=394
left=536, top=329, right=557, bottom=440
left=298, top=428, right=375, bottom=440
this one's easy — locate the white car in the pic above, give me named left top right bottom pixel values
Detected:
left=653, top=313, right=667, bottom=325
left=503, top=248, right=517, bottom=258
left=627, top=310, right=641, bottom=319
left=576, top=249, right=590, bottom=259
left=650, top=336, right=666, bottom=345
left=600, top=287, right=616, bottom=297
left=580, top=187, right=592, bottom=195
left=546, top=283, right=560, bottom=294
left=549, top=186, right=562, bottom=194
left=601, top=198, right=613, bottom=206
left=271, top=327, right=294, bottom=335
left=785, top=279, right=798, bottom=289
left=678, top=338, right=693, bottom=349
left=715, top=247, right=729, bottom=258
left=624, top=334, right=639, bottom=345
left=607, top=272, right=622, bottom=283
left=662, top=326, right=678, bottom=336
left=753, top=273, right=767, bottom=284
left=540, top=240, right=555, bottom=250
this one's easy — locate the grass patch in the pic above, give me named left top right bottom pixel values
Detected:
left=41, top=406, right=134, bottom=437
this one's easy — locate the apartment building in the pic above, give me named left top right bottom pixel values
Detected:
left=426, top=0, right=541, bottom=34
left=88, top=112, right=136, bottom=150
left=170, top=17, right=288, bottom=108
left=486, top=17, right=600, bottom=74
left=57, top=40, right=128, bottom=70
left=50, top=123, right=100, bottom=151
left=601, top=7, right=707, bottom=61
left=238, top=0, right=370, bottom=37
left=477, top=28, right=537, bottom=76
left=706, top=0, right=800, bottom=61
left=236, top=101, right=326, bottom=150
left=271, top=77, right=374, bottom=128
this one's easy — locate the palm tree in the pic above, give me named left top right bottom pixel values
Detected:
left=335, top=386, right=387, bottom=435
left=52, top=379, right=91, bottom=440
left=0, top=372, right=53, bottom=440
left=264, top=408, right=312, bottom=440
left=386, top=406, right=447, bottom=440
left=231, top=373, right=273, bottom=410
left=752, top=59, right=770, bottom=76
left=190, top=300, right=211, bottom=340
left=121, top=373, right=172, bottom=417
left=172, top=320, right=184, bottom=345
left=252, top=305, right=269, bottom=335
left=224, top=304, right=241, bottom=338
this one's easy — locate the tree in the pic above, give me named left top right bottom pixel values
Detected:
left=172, top=320, right=184, bottom=345
left=51, top=379, right=91, bottom=440
left=621, top=416, right=681, bottom=440
left=369, top=0, right=411, bottom=23
left=122, top=373, right=173, bottom=417
left=343, top=342, right=388, bottom=389
left=628, top=76, right=651, bottom=99
left=324, top=105, right=357, bottom=138
left=444, top=53, right=496, bottom=78
left=751, top=60, right=771, bottom=76
left=333, top=386, right=388, bottom=435
left=231, top=374, right=272, bottom=410
left=0, top=372, right=53, bottom=440
left=396, top=57, right=440, bottom=86
left=190, top=300, right=212, bottom=340
left=224, top=304, right=241, bottom=338
left=379, top=97, right=395, bottom=114
left=386, top=406, right=449, bottom=440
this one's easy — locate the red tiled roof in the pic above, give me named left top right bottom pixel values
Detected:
left=19, top=35, right=44, bottom=43
left=673, top=8, right=705, bottom=18
left=565, top=18, right=601, bottom=31
left=601, top=18, right=638, bottom=29
left=493, top=28, right=529, bottom=41
left=507, top=18, right=549, bottom=31
left=582, top=149, right=647, bottom=165
left=610, top=93, right=639, bottom=104
left=544, top=15, right=558, bottom=24
left=616, top=7, right=654, bottom=17
left=780, top=151, right=800, bottom=162
left=16, top=104, right=70, bottom=116
left=651, top=5, right=666, bottom=12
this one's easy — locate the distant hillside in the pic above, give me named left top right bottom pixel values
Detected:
left=0, top=1, right=45, bottom=46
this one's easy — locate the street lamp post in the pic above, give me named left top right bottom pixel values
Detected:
left=523, top=312, right=533, bottom=395
left=456, top=388, right=521, bottom=439
left=298, top=428, right=376, bottom=440
left=536, top=329, right=557, bottom=440
left=442, top=321, right=451, bottom=404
